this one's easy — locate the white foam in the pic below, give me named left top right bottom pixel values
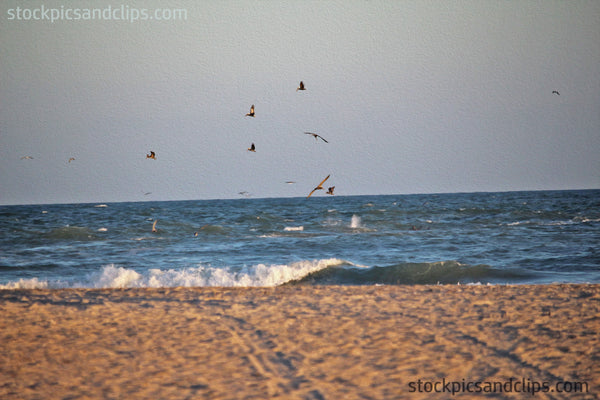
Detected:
left=350, top=214, right=362, bottom=229
left=0, top=259, right=348, bottom=289
left=284, top=226, right=304, bottom=231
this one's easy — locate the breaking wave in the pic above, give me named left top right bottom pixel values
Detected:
left=0, top=259, right=534, bottom=289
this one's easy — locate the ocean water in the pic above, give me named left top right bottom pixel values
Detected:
left=0, top=190, right=598, bottom=289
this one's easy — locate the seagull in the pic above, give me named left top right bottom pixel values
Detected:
left=326, top=186, right=335, bottom=195
left=296, top=81, right=306, bottom=91
left=285, top=181, right=296, bottom=184
left=20, top=156, right=34, bottom=160
left=152, top=220, right=158, bottom=232
left=68, top=157, right=75, bottom=163
left=245, top=104, right=255, bottom=117
left=146, top=151, right=156, bottom=160
left=552, top=90, right=560, bottom=96
left=304, top=132, right=328, bottom=143
left=247, top=143, right=256, bottom=152
left=307, top=175, right=330, bottom=198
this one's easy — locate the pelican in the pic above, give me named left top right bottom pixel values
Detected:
left=296, top=81, right=306, bottom=91
left=68, top=157, right=75, bottom=163
left=326, top=186, right=335, bottom=195
left=152, top=220, right=158, bottom=232
left=304, top=132, right=328, bottom=143
left=307, top=175, right=330, bottom=198
left=20, top=156, right=33, bottom=160
left=245, top=104, right=255, bottom=117
left=146, top=151, right=156, bottom=160
left=552, top=90, right=560, bottom=96
left=247, top=143, right=256, bottom=152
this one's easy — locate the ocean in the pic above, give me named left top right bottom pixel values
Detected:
left=1, top=190, right=598, bottom=289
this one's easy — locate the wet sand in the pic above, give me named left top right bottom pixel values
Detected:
left=1, top=284, right=598, bottom=399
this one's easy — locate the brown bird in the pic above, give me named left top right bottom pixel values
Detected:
left=151, top=220, right=158, bottom=232
left=245, top=104, right=255, bottom=117
left=247, top=143, right=256, bottom=152
left=296, top=81, right=306, bottom=91
left=146, top=151, right=156, bottom=160
left=68, top=157, right=75, bottom=163
left=307, top=175, right=330, bottom=198
left=326, top=186, right=335, bottom=195
left=304, top=132, right=328, bottom=143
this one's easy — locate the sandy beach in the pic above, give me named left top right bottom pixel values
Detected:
left=1, top=284, right=598, bottom=399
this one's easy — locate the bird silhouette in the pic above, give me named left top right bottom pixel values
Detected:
left=245, top=104, right=255, bottom=117
left=296, top=81, right=306, bottom=91
left=307, top=175, right=330, bottom=198
left=326, top=186, right=335, bottom=195
left=146, top=151, right=156, bottom=160
left=20, top=156, right=34, bottom=160
left=552, top=90, right=560, bottom=96
left=68, top=157, right=75, bottom=163
left=247, top=143, right=256, bottom=152
left=304, top=132, right=328, bottom=143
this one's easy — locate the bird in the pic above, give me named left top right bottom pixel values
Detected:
left=245, top=104, right=255, bottom=117
left=247, top=143, right=256, bottom=152
left=307, top=175, right=330, bottom=198
left=552, top=90, right=560, bottom=96
left=285, top=181, right=296, bottom=184
left=20, top=156, right=33, bottom=160
left=296, top=81, right=306, bottom=91
left=151, top=220, right=158, bottom=232
left=304, top=132, right=328, bottom=143
left=68, top=157, right=75, bottom=163
left=326, top=186, right=335, bottom=195
left=146, top=151, right=156, bottom=160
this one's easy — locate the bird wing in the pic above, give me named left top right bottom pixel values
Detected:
left=306, top=188, right=319, bottom=199
left=317, top=135, right=328, bottom=143
left=317, top=175, right=330, bottom=188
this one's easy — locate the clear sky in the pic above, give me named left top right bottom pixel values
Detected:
left=1, top=0, right=599, bottom=205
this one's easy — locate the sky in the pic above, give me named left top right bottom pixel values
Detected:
left=1, top=0, right=599, bottom=205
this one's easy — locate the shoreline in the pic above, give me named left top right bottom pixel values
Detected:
left=1, top=284, right=598, bottom=399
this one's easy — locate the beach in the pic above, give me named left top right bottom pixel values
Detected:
left=1, top=284, right=598, bottom=399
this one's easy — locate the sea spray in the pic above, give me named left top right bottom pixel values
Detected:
left=350, top=214, right=362, bottom=229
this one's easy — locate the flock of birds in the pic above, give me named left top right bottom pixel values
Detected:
left=144, top=80, right=336, bottom=199
left=20, top=87, right=562, bottom=201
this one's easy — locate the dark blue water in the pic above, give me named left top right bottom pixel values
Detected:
left=1, top=190, right=598, bottom=288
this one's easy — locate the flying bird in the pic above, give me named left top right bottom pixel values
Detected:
left=285, top=181, right=296, bottom=184
left=68, top=157, right=75, bottom=163
left=245, top=104, right=255, bottom=117
left=326, top=186, right=335, bottom=195
left=20, top=156, right=33, bottom=160
left=151, top=220, right=158, bottom=232
left=247, top=143, right=256, bottom=152
left=296, top=81, right=306, bottom=91
left=552, top=90, right=560, bottom=96
left=304, top=132, right=328, bottom=143
left=307, top=174, right=330, bottom=198
left=146, top=151, right=156, bottom=160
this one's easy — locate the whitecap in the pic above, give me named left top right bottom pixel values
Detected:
left=284, top=226, right=304, bottom=232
